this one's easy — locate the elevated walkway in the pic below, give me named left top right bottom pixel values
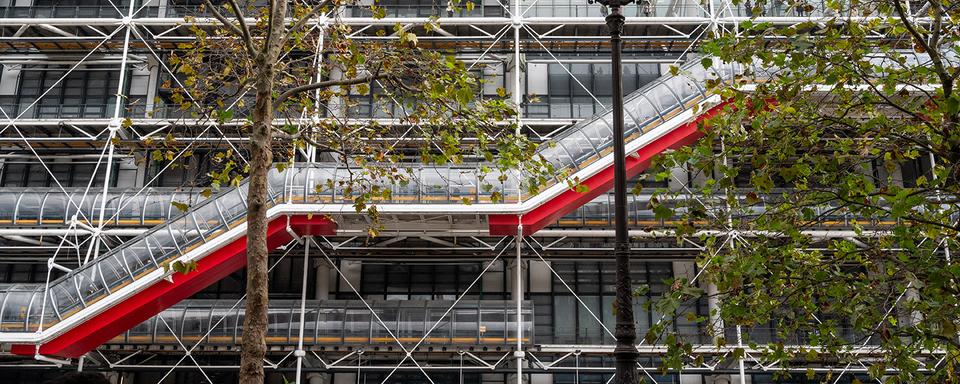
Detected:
left=0, top=58, right=742, bottom=358
left=103, top=299, right=532, bottom=347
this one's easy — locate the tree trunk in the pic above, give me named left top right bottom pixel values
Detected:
left=239, top=1, right=287, bottom=382
left=239, top=66, right=275, bottom=384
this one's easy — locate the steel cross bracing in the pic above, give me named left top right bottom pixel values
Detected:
left=0, top=0, right=952, bottom=383
left=0, top=0, right=935, bottom=142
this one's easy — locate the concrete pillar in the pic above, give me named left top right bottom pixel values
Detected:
left=103, top=372, right=120, bottom=384
left=706, top=282, right=724, bottom=342
left=506, top=373, right=528, bottom=384
left=338, top=260, right=361, bottom=294
left=506, top=259, right=527, bottom=301
left=332, top=372, right=356, bottom=384
left=705, top=282, right=735, bottom=384
left=307, top=372, right=331, bottom=384
left=668, top=164, right=688, bottom=192
left=114, top=157, right=140, bottom=189
left=704, top=374, right=752, bottom=384
left=528, top=259, right=552, bottom=294
left=529, top=373, right=552, bottom=384
left=315, top=260, right=331, bottom=300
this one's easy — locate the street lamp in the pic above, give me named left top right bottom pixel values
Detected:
left=587, top=0, right=640, bottom=383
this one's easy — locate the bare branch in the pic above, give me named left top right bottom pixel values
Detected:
left=892, top=0, right=952, bottom=96
left=225, top=0, right=259, bottom=57
left=202, top=0, right=246, bottom=40
left=275, top=73, right=389, bottom=105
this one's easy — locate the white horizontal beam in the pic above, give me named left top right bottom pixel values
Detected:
left=0, top=16, right=930, bottom=28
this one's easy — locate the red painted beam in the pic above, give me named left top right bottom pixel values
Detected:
left=489, top=103, right=728, bottom=236
left=11, top=215, right=335, bottom=358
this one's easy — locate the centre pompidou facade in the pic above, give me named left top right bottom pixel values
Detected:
left=0, top=0, right=944, bottom=383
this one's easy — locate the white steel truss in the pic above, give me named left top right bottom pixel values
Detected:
left=0, top=1, right=952, bottom=384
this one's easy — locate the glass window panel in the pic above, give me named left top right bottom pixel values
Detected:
left=557, top=130, right=598, bottom=166
left=97, top=253, right=132, bottom=290
left=344, top=309, right=370, bottom=343
left=181, top=307, right=209, bottom=342
left=16, top=193, right=42, bottom=222
left=625, top=95, right=660, bottom=132
left=479, top=309, right=505, bottom=343
left=578, top=296, right=602, bottom=344
left=49, top=279, right=82, bottom=319
left=554, top=296, right=576, bottom=343
left=421, top=167, right=449, bottom=202
left=548, top=64, right=571, bottom=96
left=0, top=193, right=18, bottom=221
left=41, top=193, right=68, bottom=224
left=370, top=307, right=398, bottom=342
left=123, top=240, right=156, bottom=278
left=318, top=307, right=344, bottom=343
left=452, top=308, right=477, bottom=343
left=398, top=307, right=425, bottom=341
left=426, top=308, right=450, bottom=343
left=578, top=118, right=614, bottom=156
left=267, top=307, right=292, bottom=343
left=448, top=168, right=478, bottom=203
left=570, top=64, right=592, bottom=96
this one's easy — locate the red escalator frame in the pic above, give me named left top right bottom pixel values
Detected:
left=489, top=102, right=728, bottom=236
left=11, top=215, right=335, bottom=358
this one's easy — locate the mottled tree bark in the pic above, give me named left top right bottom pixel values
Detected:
left=239, top=1, right=286, bottom=382
left=238, top=69, right=274, bottom=384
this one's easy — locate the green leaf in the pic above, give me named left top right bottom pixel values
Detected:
left=218, top=109, right=234, bottom=122
left=946, top=94, right=960, bottom=115
left=171, top=201, right=190, bottom=212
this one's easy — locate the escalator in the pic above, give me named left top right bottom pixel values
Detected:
left=0, top=58, right=743, bottom=358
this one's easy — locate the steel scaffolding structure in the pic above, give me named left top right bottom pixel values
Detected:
left=0, top=1, right=949, bottom=383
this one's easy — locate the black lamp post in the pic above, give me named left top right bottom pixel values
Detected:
left=588, top=1, right=639, bottom=383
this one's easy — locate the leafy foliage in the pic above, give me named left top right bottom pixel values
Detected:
left=647, top=0, right=960, bottom=381
left=159, top=0, right=550, bottom=231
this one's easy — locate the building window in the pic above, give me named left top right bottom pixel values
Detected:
left=0, top=161, right=117, bottom=187
left=543, top=261, right=707, bottom=345
left=525, top=62, right=660, bottom=119
left=7, top=67, right=126, bottom=119
left=357, top=263, right=507, bottom=300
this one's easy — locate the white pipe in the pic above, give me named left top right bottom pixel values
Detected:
left=295, top=237, right=310, bottom=384
left=533, top=229, right=889, bottom=238
left=0, top=16, right=933, bottom=27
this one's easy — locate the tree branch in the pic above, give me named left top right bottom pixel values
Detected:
left=275, top=73, right=389, bottom=105
left=277, top=0, right=335, bottom=50
left=892, top=0, right=952, bottom=97
left=203, top=0, right=246, bottom=40
left=225, top=0, right=259, bottom=57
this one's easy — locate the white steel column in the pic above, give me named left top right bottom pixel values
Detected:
left=515, top=223, right=524, bottom=384
left=512, top=0, right=523, bottom=136
left=307, top=22, right=327, bottom=162
left=296, top=237, right=312, bottom=383
left=512, top=3, right=525, bottom=380
left=91, top=0, right=137, bottom=264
